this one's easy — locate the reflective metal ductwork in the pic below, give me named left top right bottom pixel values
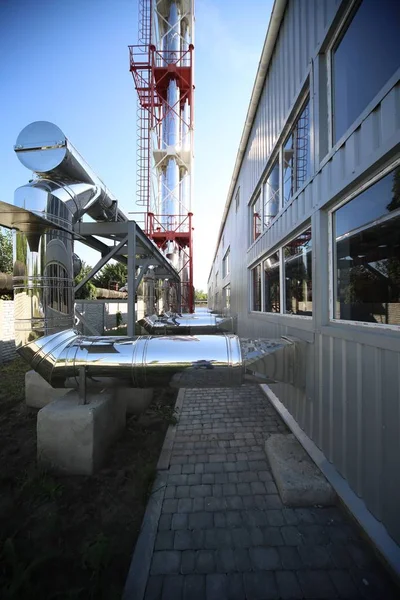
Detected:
left=138, top=312, right=236, bottom=335
left=14, top=121, right=127, bottom=223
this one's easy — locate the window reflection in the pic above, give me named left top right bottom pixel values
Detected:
left=264, top=253, right=280, bottom=313
left=333, top=0, right=400, bottom=142
left=252, top=265, right=261, bottom=311
left=283, top=100, right=310, bottom=204
left=263, top=159, right=280, bottom=228
left=334, top=167, right=400, bottom=325
left=284, top=228, right=312, bottom=316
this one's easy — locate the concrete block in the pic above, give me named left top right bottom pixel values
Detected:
left=265, top=434, right=336, bottom=507
left=25, top=370, right=68, bottom=408
left=115, top=387, right=153, bottom=415
left=37, top=389, right=126, bottom=475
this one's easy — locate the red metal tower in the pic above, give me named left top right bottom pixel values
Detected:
left=129, top=0, right=195, bottom=313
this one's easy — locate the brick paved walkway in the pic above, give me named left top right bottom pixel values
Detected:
left=141, top=386, right=397, bottom=599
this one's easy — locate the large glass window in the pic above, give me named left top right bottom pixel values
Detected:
left=263, top=159, right=280, bottom=228
left=283, top=99, right=310, bottom=204
left=263, top=253, right=280, bottom=313
left=333, top=166, right=400, bottom=325
left=252, top=264, right=261, bottom=311
left=333, top=0, right=400, bottom=143
left=284, top=228, right=312, bottom=316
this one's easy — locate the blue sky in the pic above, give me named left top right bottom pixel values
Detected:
left=0, top=0, right=273, bottom=290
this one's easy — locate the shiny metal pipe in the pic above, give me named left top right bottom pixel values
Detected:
left=138, top=312, right=235, bottom=335
left=167, top=1, right=181, bottom=61
left=18, top=329, right=243, bottom=389
left=14, top=121, right=127, bottom=222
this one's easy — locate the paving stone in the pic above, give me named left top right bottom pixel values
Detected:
left=326, top=543, right=354, bottom=569
left=206, top=573, right=227, bottom=600
left=250, top=547, right=281, bottom=570
left=204, top=496, right=227, bottom=511
left=155, top=531, right=174, bottom=551
left=151, top=551, right=181, bottom=575
left=264, top=495, right=284, bottom=509
left=162, top=499, right=179, bottom=514
left=282, top=508, right=298, bottom=525
left=243, top=572, right=279, bottom=600
left=298, top=545, right=332, bottom=569
left=282, top=526, right=303, bottom=546
left=296, top=569, right=337, bottom=599
left=159, top=514, right=172, bottom=531
left=216, top=548, right=236, bottom=573
left=215, top=473, right=229, bottom=483
left=237, top=482, right=251, bottom=495
left=188, top=474, right=202, bottom=485
left=234, top=548, right=253, bottom=572
left=214, top=512, right=226, bottom=528
left=226, top=511, right=243, bottom=528
left=249, top=527, right=264, bottom=546
left=178, top=498, right=193, bottom=513
left=174, top=530, right=193, bottom=551
left=168, top=474, right=188, bottom=486
left=176, top=485, right=190, bottom=499
left=226, top=496, right=243, bottom=510
left=169, top=464, right=183, bottom=475
left=232, top=528, right=252, bottom=548
left=193, top=498, right=205, bottom=511
left=298, top=524, right=330, bottom=546
left=346, top=541, right=375, bottom=568
left=181, top=550, right=196, bottom=574
left=194, top=549, right=215, bottom=574
left=145, top=575, right=163, bottom=600
left=172, top=513, right=188, bottom=531
left=329, top=569, right=359, bottom=598
left=183, top=574, right=205, bottom=600
left=182, top=464, right=195, bottom=474
left=190, top=484, right=212, bottom=498
left=162, top=574, right=184, bottom=600
left=189, top=512, right=213, bottom=530
left=202, top=473, right=215, bottom=484
left=164, top=485, right=176, bottom=499
left=242, top=495, right=256, bottom=509
left=275, top=570, right=303, bottom=599
left=212, top=484, right=223, bottom=497
left=204, top=462, right=224, bottom=473
left=262, top=527, right=284, bottom=546
left=227, top=573, right=245, bottom=600
left=278, top=546, right=304, bottom=570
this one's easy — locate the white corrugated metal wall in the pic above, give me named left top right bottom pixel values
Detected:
left=209, top=0, right=400, bottom=546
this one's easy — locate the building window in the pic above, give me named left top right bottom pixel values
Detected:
left=251, top=193, right=262, bottom=243
left=223, top=285, right=230, bottom=309
left=263, top=252, right=280, bottom=313
left=252, top=264, right=261, bottom=311
left=235, top=187, right=240, bottom=211
left=284, top=228, right=312, bottom=316
left=263, top=159, right=280, bottom=228
left=283, top=99, right=310, bottom=204
left=222, top=247, right=230, bottom=279
left=333, top=165, right=400, bottom=325
left=332, top=0, right=400, bottom=143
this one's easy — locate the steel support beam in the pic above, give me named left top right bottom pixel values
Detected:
left=127, top=222, right=136, bottom=336
left=74, top=236, right=128, bottom=294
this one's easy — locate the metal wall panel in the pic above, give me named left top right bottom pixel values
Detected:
left=208, top=0, right=400, bottom=545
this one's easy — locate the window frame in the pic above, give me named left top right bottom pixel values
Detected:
left=235, top=187, right=240, bottom=212
left=222, top=247, right=230, bottom=279
left=282, top=227, right=313, bottom=318
left=328, top=157, right=400, bottom=329
left=282, top=94, right=311, bottom=207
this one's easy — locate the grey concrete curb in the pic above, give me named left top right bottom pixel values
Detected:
left=122, top=388, right=186, bottom=600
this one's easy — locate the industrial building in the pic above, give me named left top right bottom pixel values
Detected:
left=208, top=0, right=400, bottom=564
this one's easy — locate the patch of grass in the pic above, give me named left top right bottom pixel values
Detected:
left=18, top=468, right=63, bottom=501
left=0, top=358, right=30, bottom=409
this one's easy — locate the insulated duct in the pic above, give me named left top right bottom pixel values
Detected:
left=138, top=312, right=236, bottom=335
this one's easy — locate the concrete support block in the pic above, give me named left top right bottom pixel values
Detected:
left=115, top=388, right=153, bottom=415
left=37, top=389, right=126, bottom=475
left=25, top=370, right=68, bottom=408
left=265, top=433, right=336, bottom=507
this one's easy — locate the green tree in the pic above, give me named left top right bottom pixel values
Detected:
left=94, top=262, right=127, bottom=289
left=195, top=289, right=207, bottom=301
left=75, top=261, right=97, bottom=300
left=0, top=228, right=13, bottom=273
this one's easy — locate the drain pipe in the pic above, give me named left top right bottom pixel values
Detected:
left=138, top=312, right=236, bottom=335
